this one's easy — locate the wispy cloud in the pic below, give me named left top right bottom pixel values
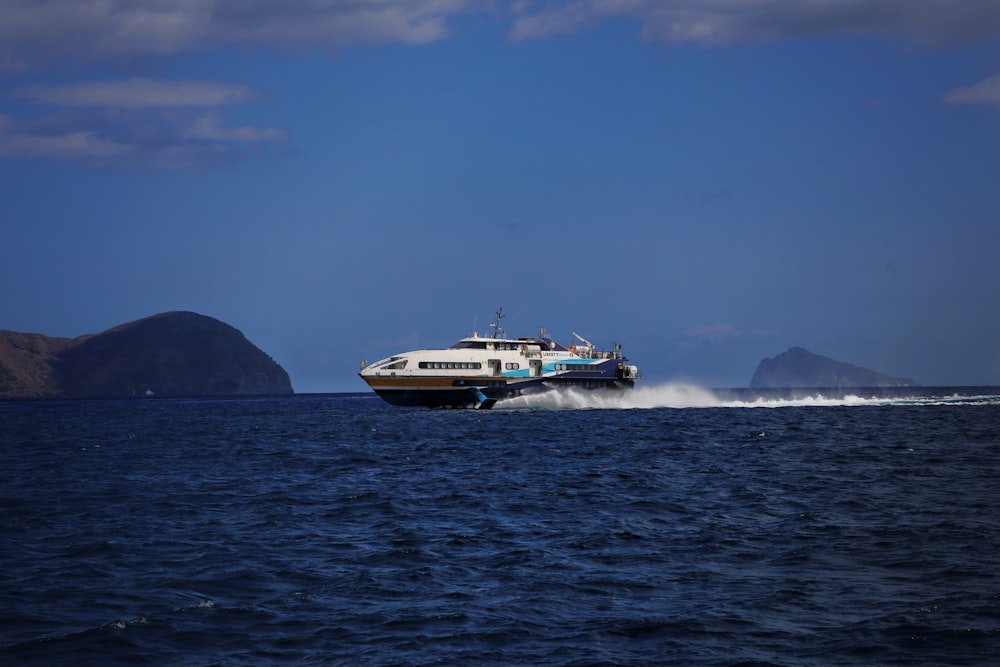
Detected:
left=685, top=323, right=782, bottom=344
left=3, top=1, right=998, bottom=169
left=3, top=78, right=287, bottom=169
left=0, top=2, right=467, bottom=169
left=183, top=111, right=288, bottom=143
left=11, top=78, right=261, bottom=108
left=6, top=0, right=992, bottom=73
left=2, top=1, right=997, bottom=73
left=943, top=76, right=1000, bottom=109
left=0, top=114, right=133, bottom=161
left=0, top=0, right=478, bottom=72
left=507, top=0, right=1000, bottom=47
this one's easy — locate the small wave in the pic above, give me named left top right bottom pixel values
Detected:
left=178, top=599, right=215, bottom=612
left=717, top=390, right=1000, bottom=409
left=7, top=598, right=213, bottom=655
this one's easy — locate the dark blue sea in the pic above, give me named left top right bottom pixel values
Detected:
left=3, top=385, right=1000, bottom=666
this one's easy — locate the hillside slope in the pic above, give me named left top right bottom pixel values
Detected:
left=750, top=347, right=916, bottom=388
left=1, top=312, right=293, bottom=398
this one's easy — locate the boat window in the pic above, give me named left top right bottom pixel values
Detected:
left=385, top=359, right=408, bottom=370
left=505, top=362, right=519, bottom=370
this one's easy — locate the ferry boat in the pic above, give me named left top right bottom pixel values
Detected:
left=359, top=309, right=641, bottom=409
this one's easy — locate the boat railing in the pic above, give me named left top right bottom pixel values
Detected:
left=520, top=346, right=625, bottom=361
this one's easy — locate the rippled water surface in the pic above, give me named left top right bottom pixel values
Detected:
left=3, top=388, right=999, bottom=665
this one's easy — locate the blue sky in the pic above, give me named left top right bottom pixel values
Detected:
left=2, top=1, right=999, bottom=392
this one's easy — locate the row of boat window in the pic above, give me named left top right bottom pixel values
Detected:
left=555, top=363, right=599, bottom=372
left=417, top=361, right=525, bottom=371
left=419, top=362, right=483, bottom=370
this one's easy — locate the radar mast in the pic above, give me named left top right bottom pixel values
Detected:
left=490, top=307, right=506, bottom=339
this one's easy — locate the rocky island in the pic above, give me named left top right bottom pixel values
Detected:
left=0, top=311, right=293, bottom=398
left=750, top=346, right=917, bottom=389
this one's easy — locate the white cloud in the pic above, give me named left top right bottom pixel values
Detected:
left=1, top=0, right=997, bottom=72
left=687, top=323, right=741, bottom=342
left=11, top=78, right=261, bottom=108
left=943, top=76, right=1000, bottom=109
left=212, top=0, right=467, bottom=47
left=4, top=1, right=997, bottom=168
left=508, top=0, right=1000, bottom=47
left=0, top=0, right=480, bottom=72
left=0, top=104, right=287, bottom=170
left=0, top=118, right=133, bottom=161
left=3, top=77, right=288, bottom=169
left=686, top=323, right=782, bottom=343
left=184, top=112, right=288, bottom=142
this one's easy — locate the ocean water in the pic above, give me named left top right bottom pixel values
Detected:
left=2, top=385, right=999, bottom=666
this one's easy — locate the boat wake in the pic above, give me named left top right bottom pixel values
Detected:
left=498, top=382, right=719, bottom=410
left=495, top=383, right=1000, bottom=410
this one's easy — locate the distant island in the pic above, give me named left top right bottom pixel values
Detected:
left=750, top=346, right=917, bottom=389
left=0, top=311, right=293, bottom=399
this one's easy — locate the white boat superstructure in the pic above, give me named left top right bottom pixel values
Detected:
left=359, top=308, right=641, bottom=409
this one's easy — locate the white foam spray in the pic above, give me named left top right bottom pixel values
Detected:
left=498, top=382, right=722, bottom=410
left=494, top=383, right=1000, bottom=410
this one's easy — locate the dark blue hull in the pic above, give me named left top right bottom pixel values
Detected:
left=374, top=377, right=636, bottom=409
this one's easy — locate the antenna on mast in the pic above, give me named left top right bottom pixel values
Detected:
left=489, top=307, right=505, bottom=339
